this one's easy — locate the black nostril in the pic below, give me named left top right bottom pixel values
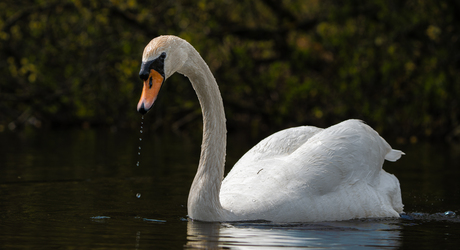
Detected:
left=138, top=103, right=148, bottom=115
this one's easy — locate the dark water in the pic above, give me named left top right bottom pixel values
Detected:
left=1, top=128, right=460, bottom=249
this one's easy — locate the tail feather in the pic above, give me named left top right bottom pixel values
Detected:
left=385, top=149, right=405, bottom=162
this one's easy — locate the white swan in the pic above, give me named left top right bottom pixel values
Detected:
left=137, top=35, right=404, bottom=222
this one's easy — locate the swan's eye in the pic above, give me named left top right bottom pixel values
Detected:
left=149, top=53, right=166, bottom=76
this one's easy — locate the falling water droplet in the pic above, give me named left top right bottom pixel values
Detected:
left=136, top=116, right=144, bottom=168
left=136, top=193, right=141, bottom=198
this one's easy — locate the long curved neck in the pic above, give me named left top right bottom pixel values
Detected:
left=178, top=46, right=228, bottom=221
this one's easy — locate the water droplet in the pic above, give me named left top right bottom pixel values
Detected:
left=252, top=199, right=256, bottom=202
left=136, top=193, right=141, bottom=198
left=136, top=117, right=144, bottom=168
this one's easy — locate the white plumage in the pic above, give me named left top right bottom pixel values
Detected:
left=137, top=35, right=404, bottom=222
left=221, top=120, right=403, bottom=222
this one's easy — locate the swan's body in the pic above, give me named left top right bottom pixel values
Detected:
left=137, top=35, right=404, bottom=222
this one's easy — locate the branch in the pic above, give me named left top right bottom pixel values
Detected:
left=259, top=0, right=297, bottom=23
left=107, top=5, right=159, bottom=38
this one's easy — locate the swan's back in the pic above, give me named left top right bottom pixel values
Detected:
left=220, top=119, right=403, bottom=222
left=234, top=125, right=323, bottom=164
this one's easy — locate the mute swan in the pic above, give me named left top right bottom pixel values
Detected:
left=137, top=35, right=404, bottom=222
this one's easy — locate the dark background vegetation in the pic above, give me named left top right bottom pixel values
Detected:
left=1, top=0, right=459, bottom=142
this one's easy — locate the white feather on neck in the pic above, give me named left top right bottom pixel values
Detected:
left=175, top=42, right=231, bottom=221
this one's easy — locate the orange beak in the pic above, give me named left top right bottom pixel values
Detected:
left=137, top=69, right=164, bottom=114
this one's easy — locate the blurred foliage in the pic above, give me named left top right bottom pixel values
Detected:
left=1, top=0, right=459, bottom=141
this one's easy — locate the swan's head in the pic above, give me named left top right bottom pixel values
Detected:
left=137, top=35, right=189, bottom=114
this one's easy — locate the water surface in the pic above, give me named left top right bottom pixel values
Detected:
left=0, top=128, right=459, bottom=249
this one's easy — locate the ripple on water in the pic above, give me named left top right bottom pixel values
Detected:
left=403, top=211, right=460, bottom=222
left=90, top=216, right=111, bottom=223
left=143, top=218, right=167, bottom=223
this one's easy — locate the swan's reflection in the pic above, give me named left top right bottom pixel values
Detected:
left=186, top=219, right=402, bottom=249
